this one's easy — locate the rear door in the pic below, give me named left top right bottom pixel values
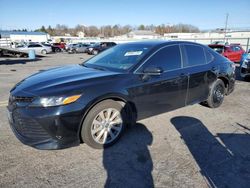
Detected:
left=181, top=44, right=214, bottom=105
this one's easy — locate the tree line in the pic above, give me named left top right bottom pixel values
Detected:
left=34, top=23, right=200, bottom=37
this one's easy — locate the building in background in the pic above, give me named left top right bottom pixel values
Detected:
left=10, top=31, right=50, bottom=42
left=163, top=31, right=250, bottom=50
left=0, top=31, right=50, bottom=43
left=164, top=31, right=250, bottom=39
left=127, top=30, right=160, bottom=39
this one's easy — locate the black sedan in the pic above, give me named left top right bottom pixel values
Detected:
left=7, top=41, right=235, bottom=149
left=86, top=42, right=116, bottom=55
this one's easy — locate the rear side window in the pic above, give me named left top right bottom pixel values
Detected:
left=183, top=45, right=206, bottom=67
left=144, top=45, right=182, bottom=71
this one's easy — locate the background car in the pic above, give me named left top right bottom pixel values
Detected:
left=41, top=42, right=61, bottom=53
left=17, top=43, right=52, bottom=54
left=67, top=43, right=90, bottom=53
left=53, top=43, right=65, bottom=50
left=86, top=42, right=116, bottom=55
left=52, top=43, right=66, bottom=52
left=65, top=43, right=78, bottom=51
left=240, top=49, right=250, bottom=80
left=208, top=43, right=245, bottom=62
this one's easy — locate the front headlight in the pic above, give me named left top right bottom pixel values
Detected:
left=30, top=95, right=81, bottom=107
left=89, top=48, right=93, bottom=51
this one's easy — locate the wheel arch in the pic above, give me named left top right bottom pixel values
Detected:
left=78, top=94, right=137, bottom=142
left=217, top=76, right=229, bottom=94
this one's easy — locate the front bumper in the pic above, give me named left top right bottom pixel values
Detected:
left=7, top=102, right=83, bottom=150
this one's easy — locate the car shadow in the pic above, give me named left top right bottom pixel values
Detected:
left=171, top=116, right=250, bottom=188
left=0, top=58, right=41, bottom=65
left=103, top=122, right=154, bottom=188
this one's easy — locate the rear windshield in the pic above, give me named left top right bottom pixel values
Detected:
left=209, top=45, right=224, bottom=54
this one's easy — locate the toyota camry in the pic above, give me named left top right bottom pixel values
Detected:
left=7, top=41, right=235, bottom=149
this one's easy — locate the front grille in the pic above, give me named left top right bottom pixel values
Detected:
left=9, top=96, right=34, bottom=104
left=12, top=110, right=51, bottom=141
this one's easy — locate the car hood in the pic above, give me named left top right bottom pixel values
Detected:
left=11, top=64, right=120, bottom=96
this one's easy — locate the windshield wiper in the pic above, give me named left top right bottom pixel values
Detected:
left=80, top=64, right=88, bottom=67
left=81, top=64, right=107, bottom=71
left=91, top=66, right=107, bottom=71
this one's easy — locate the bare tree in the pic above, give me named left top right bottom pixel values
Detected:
left=34, top=23, right=200, bottom=37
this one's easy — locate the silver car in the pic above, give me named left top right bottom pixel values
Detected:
left=18, top=43, right=52, bottom=54
left=68, top=43, right=90, bottom=53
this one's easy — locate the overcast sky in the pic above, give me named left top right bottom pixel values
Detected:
left=0, top=0, right=249, bottom=30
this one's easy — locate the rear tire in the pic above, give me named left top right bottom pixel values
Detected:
left=81, top=100, right=126, bottom=149
left=41, top=49, right=47, bottom=54
left=206, top=79, right=225, bottom=108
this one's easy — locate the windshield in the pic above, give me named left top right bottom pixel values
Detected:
left=83, top=43, right=153, bottom=72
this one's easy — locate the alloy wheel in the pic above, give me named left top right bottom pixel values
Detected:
left=91, top=108, right=123, bottom=144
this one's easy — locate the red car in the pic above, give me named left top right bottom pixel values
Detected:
left=208, top=44, right=245, bottom=62
left=52, top=43, right=66, bottom=50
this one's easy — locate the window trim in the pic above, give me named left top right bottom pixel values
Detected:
left=134, top=44, right=183, bottom=74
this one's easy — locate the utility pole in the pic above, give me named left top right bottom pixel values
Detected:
left=224, top=13, right=229, bottom=43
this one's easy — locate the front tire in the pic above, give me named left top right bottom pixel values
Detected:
left=55, top=48, right=61, bottom=53
left=93, top=50, right=98, bottom=55
left=206, top=79, right=225, bottom=108
left=81, top=100, right=126, bottom=149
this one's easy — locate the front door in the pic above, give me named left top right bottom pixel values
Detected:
left=129, top=44, right=188, bottom=120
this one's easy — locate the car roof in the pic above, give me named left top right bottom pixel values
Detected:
left=125, top=40, right=204, bottom=47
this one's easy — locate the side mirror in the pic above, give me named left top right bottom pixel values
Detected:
left=143, top=67, right=163, bottom=75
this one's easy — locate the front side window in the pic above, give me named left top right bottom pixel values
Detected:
left=142, top=45, right=182, bottom=71
left=183, top=45, right=206, bottom=67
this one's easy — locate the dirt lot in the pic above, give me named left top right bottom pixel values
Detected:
left=0, top=53, right=250, bottom=188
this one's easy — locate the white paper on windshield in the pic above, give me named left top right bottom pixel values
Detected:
left=124, top=51, right=143, bottom=56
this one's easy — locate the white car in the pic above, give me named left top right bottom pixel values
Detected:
left=18, top=43, right=52, bottom=54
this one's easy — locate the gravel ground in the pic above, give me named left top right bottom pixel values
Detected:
left=0, top=53, right=249, bottom=188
